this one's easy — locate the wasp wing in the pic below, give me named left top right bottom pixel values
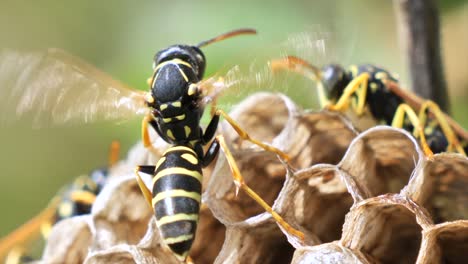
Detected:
left=0, top=49, right=147, bottom=127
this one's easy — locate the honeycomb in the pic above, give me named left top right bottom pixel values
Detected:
left=39, top=92, right=468, bottom=264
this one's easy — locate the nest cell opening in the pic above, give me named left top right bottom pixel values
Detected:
left=343, top=200, right=423, bottom=264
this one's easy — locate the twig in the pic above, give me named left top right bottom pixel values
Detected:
left=393, top=0, right=450, bottom=113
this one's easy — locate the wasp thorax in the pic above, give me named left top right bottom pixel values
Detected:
left=152, top=64, right=196, bottom=102
left=321, top=64, right=350, bottom=101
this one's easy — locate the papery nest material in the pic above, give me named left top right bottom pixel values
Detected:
left=37, top=92, right=468, bottom=264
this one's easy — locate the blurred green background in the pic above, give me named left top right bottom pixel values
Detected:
left=0, top=0, right=467, bottom=239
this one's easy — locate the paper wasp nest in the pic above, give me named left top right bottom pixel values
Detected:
left=40, top=93, right=468, bottom=264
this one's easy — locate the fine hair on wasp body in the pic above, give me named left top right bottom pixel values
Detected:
left=270, top=56, right=468, bottom=156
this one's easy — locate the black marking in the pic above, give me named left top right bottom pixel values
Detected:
left=153, top=174, right=202, bottom=195
left=159, top=220, right=197, bottom=239
left=156, top=149, right=202, bottom=173
left=154, top=196, right=200, bottom=220
left=168, top=240, right=194, bottom=257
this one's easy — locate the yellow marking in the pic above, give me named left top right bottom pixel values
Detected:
left=349, top=65, right=358, bottom=77
left=181, top=153, right=198, bottom=165
left=40, top=221, right=53, bottom=238
left=152, top=190, right=201, bottom=207
left=173, top=251, right=189, bottom=262
left=172, top=101, right=182, bottom=108
left=188, top=83, right=198, bottom=96
left=370, top=82, right=378, bottom=92
left=70, top=190, right=96, bottom=205
left=163, top=117, right=172, bottom=123
left=177, top=67, right=189, bottom=82
left=5, top=248, right=23, bottom=264
left=189, top=140, right=198, bottom=147
left=58, top=201, right=73, bottom=218
left=153, top=167, right=202, bottom=185
left=157, top=213, right=199, bottom=226
left=424, top=125, right=434, bottom=135
left=155, top=58, right=193, bottom=71
left=156, top=157, right=166, bottom=170
left=147, top=77, right=153, bottom=86
left=164, top=234, right=194, bottom=244
left=163, top=146, right=196, bottom=156
left=184, top=125, right=191, bottom=137
left=154, top=59, right=192, bottom=83
left=160, top=104, right=168, bottom=111
left=166, top=130, right=176, bottom=140
left=145, top=93, right=155, bottom=104
left=175, top=114, right=185, bottom=121
left=375, top=71, right=388, bottom=80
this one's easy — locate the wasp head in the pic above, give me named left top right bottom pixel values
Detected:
left=148, top=45, right=206, bottom=118
left=321, top=64, right=350, bottom=101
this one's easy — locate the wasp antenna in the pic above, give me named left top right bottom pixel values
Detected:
left=196, top=28, right=257, bottom=48
left=270, top=55, right=322, bottom=81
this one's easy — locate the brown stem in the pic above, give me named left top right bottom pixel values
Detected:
left=393, top=0, right=450, bottom=113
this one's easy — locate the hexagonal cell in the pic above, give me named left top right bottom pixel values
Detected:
left=341, top=195, right=429, bottom=264
left=85, top=218, right=180, bottom=264
left=417, top=221, right=468, bottom=263
left=339, top=127, right=422, bottom=196
left=220, top=92, right=298, bottom=148
left=189, top=207, right=226, bottom=264
left=292, top=242, right=373, bottom=264
left=276, top=165, right=354, bottom=243
left=215, top=218, right=295, bottom=264
left=90, top=175, right=152, bottom=251
left=42, top=216, right=92, bottom=264
left=405, top=153, right=468, bottom=223
left=206, top=150, right=286, bottom=222
left=285, top=111, right=357, bottom=168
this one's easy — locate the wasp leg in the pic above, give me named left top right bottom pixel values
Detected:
left=419, top=101, right=466, bottom=155
left=328, top=73, right=370, bottom=114
left=216, top=135, right=304, bottom=241
left=0, top=197, right=59, bottom=261
left=392, top=104, right=433, bottom=157
left=142, top=114, right=163, bottom=157
left=201, top=112, right=220, bottom=145
left=269, top=56, right=330, bottom=108
left=135, top=166, right=156, bottom=210
left=214, top=109, right=290, bottom=162
left=201, top=139, right=220, bottom=168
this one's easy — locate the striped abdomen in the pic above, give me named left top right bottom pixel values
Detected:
left=152, top=146, right=202, bottom=261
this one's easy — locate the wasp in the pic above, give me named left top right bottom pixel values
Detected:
left=0, top=141, right=120, bottom=264
left=133, top=29, right=304, bottom=261
left=0, top=29, right=304, bottom=262
left=270, top=56, right=468, bottom=157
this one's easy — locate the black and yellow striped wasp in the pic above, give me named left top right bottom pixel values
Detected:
left=0, top=29, right=304, bottom=262
left=270, top=56, right=468, bottom=157
left=133, top=29, right=304, bottom=261
left=0, top=141, right=120, bottom=264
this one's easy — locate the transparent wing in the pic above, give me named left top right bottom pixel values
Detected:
left=0, top=49, right=148, bottom=127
